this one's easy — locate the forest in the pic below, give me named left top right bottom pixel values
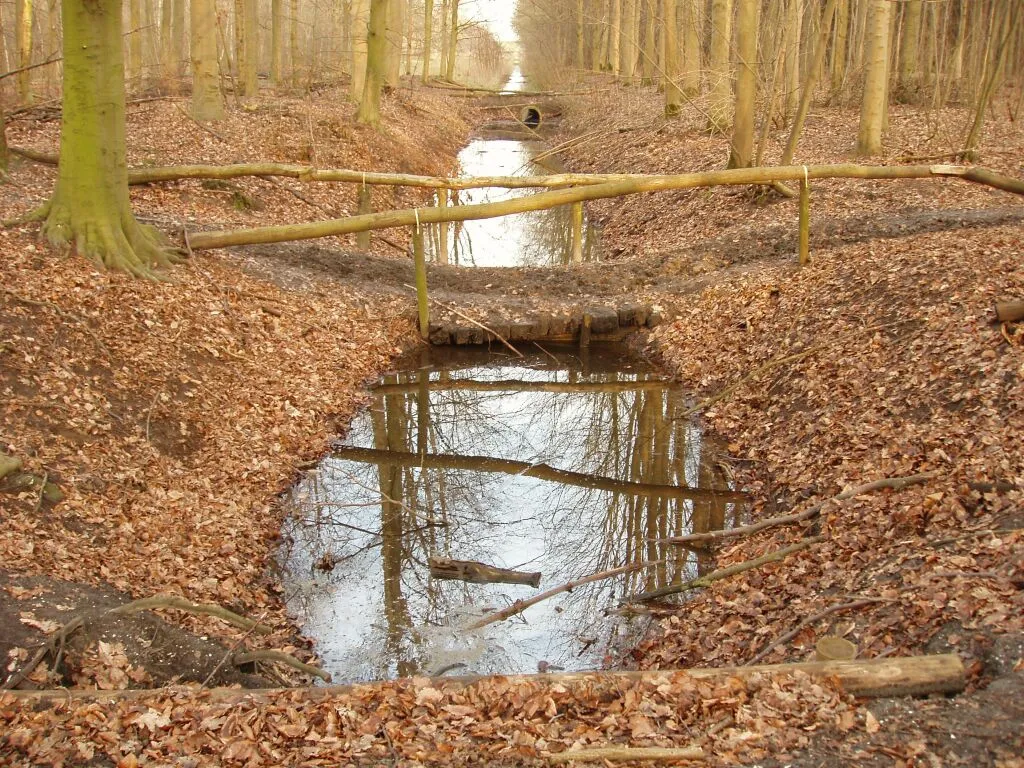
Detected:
left=0, top=0, right=1022, bottom=765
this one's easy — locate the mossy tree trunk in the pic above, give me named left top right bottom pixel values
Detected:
left=42, top=0, right=179, bottom=276
left=191, top=0, right=224, bottom=120
left=357, top=0, right=388, bottom=126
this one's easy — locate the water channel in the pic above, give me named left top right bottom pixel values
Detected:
left=277, top=70, right=742, bottom=684
left=426, top=67, right=600, bottom=268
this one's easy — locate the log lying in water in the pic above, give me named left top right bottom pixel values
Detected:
left=429, top=556, right=542, bottom=588
left=7, top=654, right=965, bottom=703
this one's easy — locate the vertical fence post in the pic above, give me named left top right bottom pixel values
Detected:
left=571, top=201, right=584, bottom=264
left=436, top=188, right=449, bottom=265
left=357, top=184, right=372, bottom=250
left=413, top=224, right=429, bottom=339
left=798, top=170, right=811, bottom=266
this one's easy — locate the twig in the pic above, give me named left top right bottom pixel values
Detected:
left=745, top=599, right=880, bottom=666
left=32, top=472, right=48, bottom=513
left=232, top=650, right=331, bottom=682
left=200, top=611, right=267, bottom=689
left=547, top=746, right=705, bottom=763
left=2, top=616, right=84, bottom=691
left=628, top=536, right=828, bottom=603
left=661, top=472, right=939, bottom=547
left=107, top=595, right=271, bottom=634
left=465, top=559, right=665, bottom=630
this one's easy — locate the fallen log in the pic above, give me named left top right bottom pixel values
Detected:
left=6, top=654, right=966, bottom=703
left=548, top=746, right=705, bottom=763
left=429, top=556, right=542, bottom=588
left=995, top=300, right=1024, bottom=323
left=186, top=164, right=1024, bottom=251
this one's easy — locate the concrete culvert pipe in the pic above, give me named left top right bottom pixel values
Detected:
left=520, top=106, right=542, bottom=129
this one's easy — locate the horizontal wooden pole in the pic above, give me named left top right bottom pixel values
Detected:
left=187, top=164, right=1024, bottom=251
left=7, top=654, right=964, bottom=703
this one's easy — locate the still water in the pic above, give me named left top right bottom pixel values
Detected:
left=427, top=67, right=600, bottom=267
left=279, top=345, right=743, bottom=683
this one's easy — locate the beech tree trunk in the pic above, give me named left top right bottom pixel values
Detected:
left=680, top=0, right=700, bottom=95
left=191, top=0, right=224, bottom=120
left=857, top=0, right=891, bottom=156
left=128, top=0, right=142, bottom=84
left=782, top=0, right=801, bottom=118
left=728, top=0, right=758, bottom=168
left=236, top=0, right=258, bottom=96
left=351, top=0, right=370, bottom=100
left=897, top=0, right=922, bottom=99
left=357, top=0, right=388, bottom=125
left=386, top=0, right=404, bottom=87
left=421, top=0, right=433, bottom=82
left=611, top=0, right=622, bottom=76
left=16, top=0, right=33, bottom=105
left=830, top=0, right=849, bottom=95
left=707, top=0, right=732, bottom=131
left=271, top=0, right=284, bottom=84
left=43, top=0, right=178, bottom=275
left=664, top=0, right=682, bottom=116
left=444, top=0, right=459, bottom=80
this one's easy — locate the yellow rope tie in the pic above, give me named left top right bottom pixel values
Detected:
left=803, top=165, right=809, bottom=188
left=414, top=208, right=421, bottom=233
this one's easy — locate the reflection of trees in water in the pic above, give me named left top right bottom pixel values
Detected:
left=281, top=359, right=740, bottom=679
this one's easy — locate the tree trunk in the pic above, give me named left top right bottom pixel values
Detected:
left=638, top=0, right=653, bottom=84
left=43, top=0, right=178, bottom=275
left=707, top=0, right=732, bottom=131
left=421, top=0, right=433, bottom=82
left=897, top=0, right=922, bottom=99
left=856, top=0, right=891, bottom=156
left=444, top=0, right=458, bottom=81
left=271, top=0, right=284, bottom=84
left=351, top=0, right=370, bottom=100
left=191, top=0, right=224, bottom=120
left=577, top=0, right=586, bottom=75
left=438, top=0, right=449, bottom=77
left=289, top=0, right=300, bottom=87
left=16, top=0, right=33, bottom=105
left=830, top=0, right=849, bottom=96
left=727, top=0, right=757, bottom=168
left=238, top=0, right=258, bottom=96
left=611, top=0, right=621, bottom=76
left=680, top=0, right=700, bottom=95
left=782, top=0, right=801, bottom=119
left=664, top=0, right=682, bottom=115
left=386, top=0, right=403, bottom=87
left=127, top=0, right=142, bottom=85
left=621, top=0, right=637, bottom=84
left=357, top=0, right=388, bottom=125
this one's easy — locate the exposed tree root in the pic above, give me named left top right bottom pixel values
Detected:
left=233, top=650, right=332, bottom=682
left=41, top=200, right=186, bottom=278
left=107, top=595, right=272, bottom=634
left=745, top=598, right=881, bottom=666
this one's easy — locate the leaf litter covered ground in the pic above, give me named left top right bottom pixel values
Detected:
left=1, top=79, right=1023, bottom=765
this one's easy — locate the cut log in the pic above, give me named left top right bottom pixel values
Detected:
left=995, top=300, right=1024, bottom=323
left=429, top=556, right=542, bottom=588
left=7, top=654, right=965, bottom=703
